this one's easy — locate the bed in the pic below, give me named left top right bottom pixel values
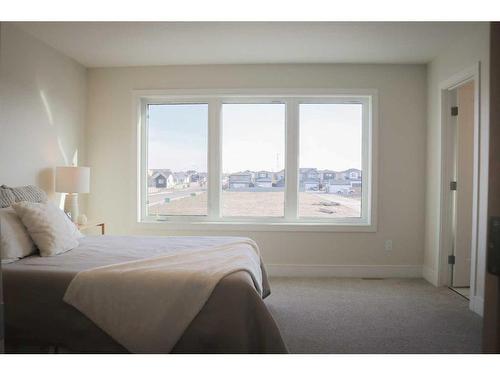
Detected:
left=3, top=235, right=287, bottom=354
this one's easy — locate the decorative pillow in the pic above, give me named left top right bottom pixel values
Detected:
left=0, top=207, right=36, bottom=263
left=12, top=201, right=83, bottom=257
left=0, top=188, right=16, bottom=208
left=1, top=185, right=48, bottom=203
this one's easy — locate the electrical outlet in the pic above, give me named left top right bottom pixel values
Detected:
left=385, top=240, right=393, bottom=252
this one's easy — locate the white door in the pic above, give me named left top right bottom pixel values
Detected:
left=451, top=81, right=475, bottom=287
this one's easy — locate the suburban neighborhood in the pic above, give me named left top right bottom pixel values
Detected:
left=147, top=167, right=362, bottom=217
left=149, top=167, right=362, bottom=193
left=149, top=169, right=207, bottom=190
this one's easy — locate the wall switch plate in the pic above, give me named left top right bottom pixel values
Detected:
left=385, top=240, right=393, bottom=251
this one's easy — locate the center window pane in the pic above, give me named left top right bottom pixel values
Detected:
left=222, top=103, right=286, bottom=217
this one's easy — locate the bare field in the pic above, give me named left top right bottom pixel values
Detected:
left=148, top=192, right=208, bottom=216
left=298, top=192, right=361, bottom=218
left=149, top=191, right=361, bottom=218
left=223, top=192, right=285, bottom=217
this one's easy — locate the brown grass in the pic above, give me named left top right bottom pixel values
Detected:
left=149, top=191, right=360, bottom=218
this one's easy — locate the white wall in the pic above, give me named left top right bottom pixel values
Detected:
left=424, top=23, right=490, bottom=314
left=86, top=63, right=427, bottom=274
left=0, top=24, right=87, bottom=205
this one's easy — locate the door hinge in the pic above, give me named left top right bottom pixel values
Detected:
left=448, top=255, right=456, bottom=265
left=450, top=181, right=457, bottom=191
left=451, top=106, right=459, bottom=116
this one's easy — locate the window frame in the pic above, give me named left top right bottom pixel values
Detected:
left=139, top=98, right=212, bottom=221
left=135, top=89, right=377, bottom=232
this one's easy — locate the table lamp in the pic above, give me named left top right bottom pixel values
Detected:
left=55, top=166, right=90, bottom=222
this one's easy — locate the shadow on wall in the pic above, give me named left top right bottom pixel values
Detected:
left=38, top=87, right=81, bottom=206
left=0, top=25, right=84, bottom=205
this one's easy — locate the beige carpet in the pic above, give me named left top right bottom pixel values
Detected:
left=265, top=278, right=482, bottom=353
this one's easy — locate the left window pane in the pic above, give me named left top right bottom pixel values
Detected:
left=146, top=104, right=208, bottom=216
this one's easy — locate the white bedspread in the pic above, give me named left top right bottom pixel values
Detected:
left=63, top=238, right=262, bottom=353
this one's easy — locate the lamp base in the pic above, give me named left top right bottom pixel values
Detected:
left=63, top=193, right=79, bottom=222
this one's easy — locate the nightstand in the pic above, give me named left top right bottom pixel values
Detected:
left=77, top=222, right=105, bottom=235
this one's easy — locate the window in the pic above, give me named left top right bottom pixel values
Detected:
left=139, top=91, right=374, bottom=229
left=145, top=103, right=208, bottom=216
left=299, top=103, right=363, bottom=218
left=222, top=103, right=286, bottom=217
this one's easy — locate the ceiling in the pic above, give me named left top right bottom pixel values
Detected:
left=15, top=22, right=481, bottom=68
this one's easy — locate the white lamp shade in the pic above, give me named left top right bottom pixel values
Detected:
left=55, top=166, right=90, bottom=193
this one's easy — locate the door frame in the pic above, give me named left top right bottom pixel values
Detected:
left=438, top=62, right=481, bottom=312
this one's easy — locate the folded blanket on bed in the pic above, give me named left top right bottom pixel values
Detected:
left=63, top=239, right=262, bottom=353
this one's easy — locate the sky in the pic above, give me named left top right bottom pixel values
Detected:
left=222, top=104, right=285, bottom=173
left=299, top=103, right=362, bottom=171
left=148, top=103, right=362, bottom=173
left=148, top=104, right=208, bottom=172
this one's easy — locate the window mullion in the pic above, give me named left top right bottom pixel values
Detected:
left=285, top=99, right=299, bottom=221
left=140, top=100, right=149, bottom=221
left=208, top=98, right=222, bottom=219
left=361, top=98, right=372, bottom=224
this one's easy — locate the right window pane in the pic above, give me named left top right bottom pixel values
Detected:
left=299, top=103, right=363, bottom=218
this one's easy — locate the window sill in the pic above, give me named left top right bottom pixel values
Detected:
left=136, top=219, right=376, bottom=233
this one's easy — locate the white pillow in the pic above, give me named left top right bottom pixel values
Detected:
left=12, top=201, right=83, bottom=257
left=0, top=207, right=36, bottom=263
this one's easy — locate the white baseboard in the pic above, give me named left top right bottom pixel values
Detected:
left=266, top=264, right=423, bottom=278
left=469, top=295, right=484, bottom=317
left=422, top=266, right=439, bottom=286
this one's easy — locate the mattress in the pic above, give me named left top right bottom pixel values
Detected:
left=3, top=235, right=287, bottom=353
